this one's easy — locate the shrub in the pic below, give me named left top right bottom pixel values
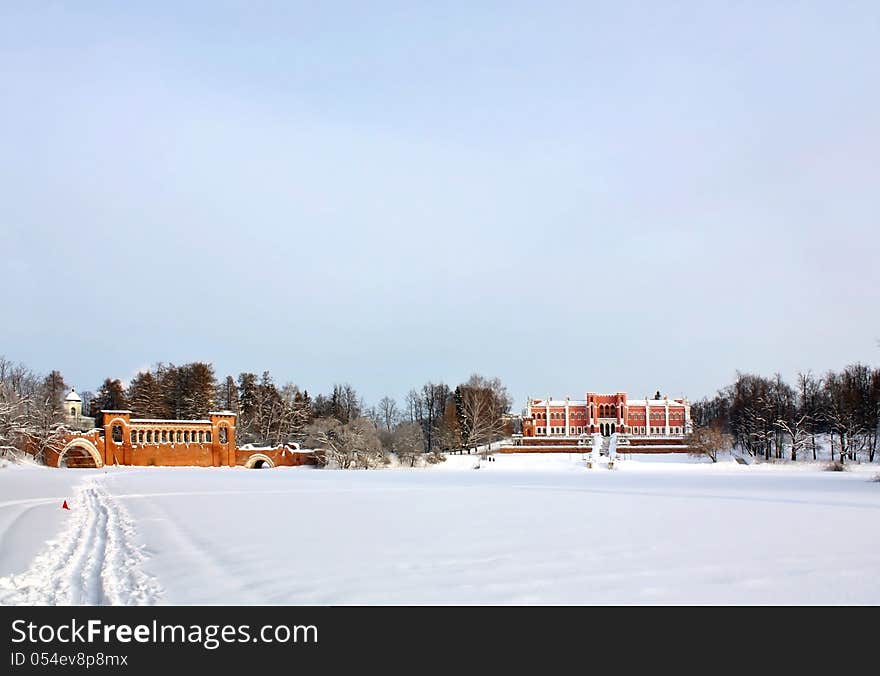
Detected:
left=425, top=451, right=446, bottom=465
left=824, top=461, right=847, bottom=472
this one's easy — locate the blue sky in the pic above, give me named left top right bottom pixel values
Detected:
left=3, top=1, right=879, bottom=408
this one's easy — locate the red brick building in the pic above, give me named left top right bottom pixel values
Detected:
left=47, top=407, right=318, bottom=469
left=506, top=390, right=692, bottom=453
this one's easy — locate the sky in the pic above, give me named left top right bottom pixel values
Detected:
left=2, top=1, right=879, bottom=409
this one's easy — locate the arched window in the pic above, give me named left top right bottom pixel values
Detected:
left=70, top=407, right=76, bottom=417
left=205, top=430, right=212, bottom=443
left=130, top=431, right=137, bottom=444
left=112, top=424, right=123, bottom=444
left=146, top=431, right=152, bottom=444
left=183, top=431, right=190, bottom=444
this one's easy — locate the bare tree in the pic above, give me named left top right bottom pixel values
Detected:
left=687, top=425, right=733, bottom=463
left=455, top=374, right=512, bottom=455
left=306, top=416, right=385, bottom=469
left=824, top=369, right=867, bottom=463
left=377, top=396, right=399, bottom=432
left=797, top=371, right=824, bottom=461
left=391, top=421, right=424, bottom=467
left=0, top=357, right=69, bottom=462
left=774, top=415, right=810, bottom=462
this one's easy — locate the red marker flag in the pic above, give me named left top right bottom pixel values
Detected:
left=62, top=500, right=70, bottom=510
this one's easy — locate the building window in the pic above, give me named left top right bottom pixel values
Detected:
left=130, top=431, right=136, bottom=444
left=219, top=427, right=228, bottom=444
left=205, top=431, right=212, bottom=443
left=112, top=424, right=123, bottom=444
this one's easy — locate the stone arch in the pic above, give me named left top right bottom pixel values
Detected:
left=244, top=453, right=275, bottom=469
left=58, top=439, right=104, bottom=469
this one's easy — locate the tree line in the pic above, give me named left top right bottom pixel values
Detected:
left=691, top=364, right=880, bottom=463
left=1, top=356, right=513, bottom=468
left=0, top=357, right=70, bottom=463
left=9, top=352, right=877, bottom=468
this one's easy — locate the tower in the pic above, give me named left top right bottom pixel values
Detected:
left=65, top=389, right=83, bottom=420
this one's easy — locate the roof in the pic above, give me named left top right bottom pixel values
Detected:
left=65, top=389, right=82, bottom=402
left=528, top=398, right=688, bottom=408
left=130, top=419, right=212, bottom=425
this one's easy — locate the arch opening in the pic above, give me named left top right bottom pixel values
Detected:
left=58, top=440, right=104, bottom=469
left=245, top=453, right=275, bottom=469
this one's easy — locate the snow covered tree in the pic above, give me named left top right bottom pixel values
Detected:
left=797, top=371, right=825, bottom=461
left=277, top=383, right=311, bottom=444
left=391, top=421, right=424, bottom=467
left=455, top=374, right=512, bottom=455
left=179, top=362, right=216, bottom=419
left=237, top=372, right=258, bottom=421
left=92, top=378, right=127, bottom=427
left=127, top=370, right=167, bottom=419
left=41, top=370, right=67, bottom=417
left=0, top=358, right=69, bottom=462
left=306, top=416, right=384, bottom=469
left=214, top=375, right=239, bottom=412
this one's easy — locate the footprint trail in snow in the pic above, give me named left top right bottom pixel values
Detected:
left=0, top=477, right=161, bottom=605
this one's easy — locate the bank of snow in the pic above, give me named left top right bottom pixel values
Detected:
left=1, top=454, right=878, bottom=605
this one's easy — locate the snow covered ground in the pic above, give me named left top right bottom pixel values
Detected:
left=1, top=453, right=878, bottom=605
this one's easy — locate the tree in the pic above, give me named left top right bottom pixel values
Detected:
left=797, top=371, right=824, bottom=461
left=728, top=372, right=775, bottom=459
left=436, top=399, right=463, bottom=453
left=127, top=370, right=167, bottom=419
left=41, top=370, right=67, bottom=417
left=391, top=422, right=424, bottom=467
left=824, top=368, right=867, bottom=463
left=80, top=390, right=94, bottom=419
left=377, top=396, right=399, bottom=432
left=455, top=374, right=512, bottom=455
left=92, top=378, right=127, bottom=427
left=277, top=383, right=311, bottom=444
left=214, top=375, right=239, bottom=412
left=153, top=362, right=216, bottom=421
left=407, top=382, right=452, bottom=453
left=774, top=414, right=809, bottom=462
left=305, top=416, right=384, bottom=469
left=0, top=357, right=37, bottom=458
left=179, top=362, right=216, bottom=419
left=687, top=425, right=733, bottom=463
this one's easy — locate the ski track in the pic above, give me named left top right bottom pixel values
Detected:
left=0, top=478, right=161, bottom=606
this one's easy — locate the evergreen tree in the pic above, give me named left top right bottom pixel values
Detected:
left=127, top=371, right=167, bottom=419
left=214, top=375, right=239, bottom=412
left=92, top=378, right=127, bottom=427
left=40, top=370, right=67, bottom=417
left=179, top=362, right=216, bottom=418
left=157, top=363, right=183, bottom=419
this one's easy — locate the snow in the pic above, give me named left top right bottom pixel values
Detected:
left=1, top=454, right=879, bottom=605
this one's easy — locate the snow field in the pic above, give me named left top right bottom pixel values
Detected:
left=1, top=453, right=879, bottom=604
